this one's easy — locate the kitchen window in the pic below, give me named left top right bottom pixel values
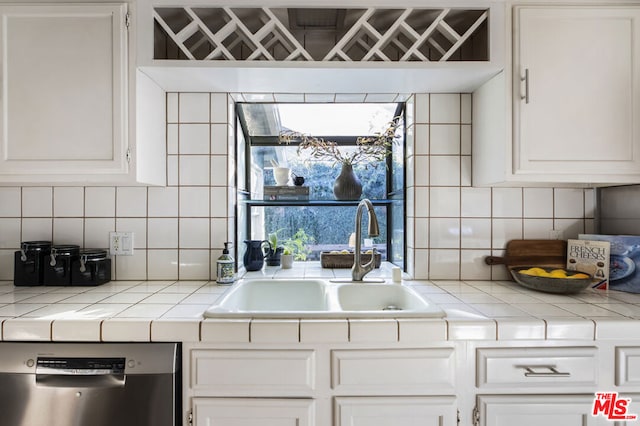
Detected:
left=236, top=102, right=406, bottom=269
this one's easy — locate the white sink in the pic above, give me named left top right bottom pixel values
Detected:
left=204, top=279, right=332, bottom=316
left=336, top=284, right=438, bottom=314
left=204, top=279, right=444, bottom=318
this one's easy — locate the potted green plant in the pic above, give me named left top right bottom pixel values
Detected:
left=282, top=229, right=314, bottom=262
left=281, top=248, right=294, bottom=269
left=265, top=230, right=284, bottom=266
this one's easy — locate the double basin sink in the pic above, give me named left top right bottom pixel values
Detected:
left=204, top=279, right=445, bottom=318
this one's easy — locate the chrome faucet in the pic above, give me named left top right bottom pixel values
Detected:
left=352, top=199, right=380, bottom=281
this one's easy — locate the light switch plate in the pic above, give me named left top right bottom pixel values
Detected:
left=109, top=231, right=134, bottom=256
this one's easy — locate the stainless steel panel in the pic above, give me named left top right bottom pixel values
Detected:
left=0, top=342, right=179, bottom=426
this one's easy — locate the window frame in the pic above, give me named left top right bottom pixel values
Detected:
left=235, top=102, right=406, bottom=269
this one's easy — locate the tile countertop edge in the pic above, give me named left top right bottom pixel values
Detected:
left=5, top=317, right=640, bottom=343
left=2, top=278, right=640, bottom=342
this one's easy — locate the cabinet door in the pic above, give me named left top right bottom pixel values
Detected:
left=335, top=396, right=457, bottom=426
left=513, top=6, right=640, bottom=181
left=193, top=398, right=315, bottom=426
left=478, top=395, right=606, bottom=426
left=0, top=4, right=128, bottom=181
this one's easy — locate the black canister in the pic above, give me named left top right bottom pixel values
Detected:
left=71, top=249, right=111, bottom=286
left=14, top=241, right=52, bottom=286
left=43, top=245, right=80, bottom=286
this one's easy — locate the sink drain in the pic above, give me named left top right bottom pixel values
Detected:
left=382, top=305, right=402, bottom=311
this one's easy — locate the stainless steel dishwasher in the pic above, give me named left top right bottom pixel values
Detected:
left=0, top=342, right=180, bottom=426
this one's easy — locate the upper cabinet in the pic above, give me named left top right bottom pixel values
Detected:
left=473, top=4, right=640, bottom=186
left=0, top=3, right=165, bottom=185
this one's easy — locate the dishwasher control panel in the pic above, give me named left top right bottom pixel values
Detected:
left=36, top=357, right=125, bottom=375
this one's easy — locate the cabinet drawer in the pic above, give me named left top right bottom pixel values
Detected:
left=193, top=398, right=315, bottom=426
left=616, top=347, right=640, bottom=387
left=191, top=349, right=315, bottom=396
left=477, top=347, right=597, bottom=389
left=331, top=348, right=455, bottom=394
left=335, top=396, right=457, bottom=426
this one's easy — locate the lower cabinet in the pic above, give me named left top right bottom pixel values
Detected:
left=185, top=345, right=457, bottom=426
left=476, top=394, right=603, bottom=426
left=192, top=398, right=315, bottom=426
left=335, top=396, right=457, bottom=426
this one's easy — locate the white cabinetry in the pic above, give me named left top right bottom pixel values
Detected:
left=184, top=345, right=457, bottom=426
left=473, top=4, right=640, bottom=186
left=0, top=3, right=165, bottom=185
left=474, top=346, right=602, bottom=426
left=335, top=396, right=457, bottom=426
left=477, top=394, right=603, bottom=426
left=193, top=398, right=315, bottom=426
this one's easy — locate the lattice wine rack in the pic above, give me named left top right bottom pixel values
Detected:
left=154, top=7, right=488, bottom=62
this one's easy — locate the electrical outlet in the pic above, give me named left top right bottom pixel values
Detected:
left=109, top=231, right=134, bottom=256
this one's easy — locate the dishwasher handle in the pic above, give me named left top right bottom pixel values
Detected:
left=36, top=373, right=126, bottom=388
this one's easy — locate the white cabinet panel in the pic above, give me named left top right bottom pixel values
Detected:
left=335, top=396, right=457, bottom=426
left=474, top=5, right=640, bottom=186
left=193, top=398, right=315, bottom=426
left=331, top=348, right=455, bottom=395
left=190, top=349, right=315, bottom=396
left=514, top=6, right=640, bottom=175
left=0, top=4, right=128, bottom=180
left=478, top=394, right=605, bottom=426
left=477, top=346, right=598, bottom=389
left=616, top=347, right=640, bottom=387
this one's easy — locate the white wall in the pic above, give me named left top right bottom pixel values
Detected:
left=0, top=92, right=594, bottom=281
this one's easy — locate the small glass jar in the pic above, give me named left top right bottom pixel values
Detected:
left=14, top=241, right=52, bottom=286
left=71, top=249, right=111, bottom=286
left=43, top=245, right=80, bottom=286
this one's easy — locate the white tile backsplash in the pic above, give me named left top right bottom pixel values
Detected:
left=148, top=218, right=178, bottom=248
left=180, top=187, right=210, bottom=217
left=430, top=124, right=460, bottom=155
left=148, top=187, right=178, bottom=217
left=179, top=123, right=210, bottom=154
left=492, top=188, right=522, bottom=218
left=116, top=187, right=147, bottom=217
left=0, top=218, right=20, bottom=249
left=22, top=187, right=52, bottom=217
left=53, top=187, right=84, bottom=217
left=0, top=188, right=21, bottom=217
left=0, top=91, right=598, bottom=281
left=179, top=93, right=210, bottom=123
left=53, top=218, right=83, bottom=246
left=179, top=156, right=210, bottom=186
left=523, top=188, right=553, bottom=218
left=85, top=187, right=115, bottom=217
left=430, top=156, right=460, bottom=186
left=430, top=94, right=460, bottom=123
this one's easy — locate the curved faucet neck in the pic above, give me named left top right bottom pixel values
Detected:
left=352, top=199, right=379, bottom=281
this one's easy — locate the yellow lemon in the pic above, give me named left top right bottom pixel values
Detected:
left=549, top=269, right=568, bottom=278
left=568, top=273, right=589, bottom=279
left=519, top=267, right=547, bottom=276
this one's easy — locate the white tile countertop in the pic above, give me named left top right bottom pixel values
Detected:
left=2, top=264, right=640, bottom=343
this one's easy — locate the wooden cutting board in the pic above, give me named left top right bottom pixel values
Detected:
left=485, top=239, right=567, bottom=270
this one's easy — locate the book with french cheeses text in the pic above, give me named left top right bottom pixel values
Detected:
left=567, top=238, right=610, bottom=290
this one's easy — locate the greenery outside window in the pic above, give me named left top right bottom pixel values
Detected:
left=236, top=102, right=405, bottom=269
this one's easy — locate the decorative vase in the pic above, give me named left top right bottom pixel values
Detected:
left=333, top=163, right=362, bottom=201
